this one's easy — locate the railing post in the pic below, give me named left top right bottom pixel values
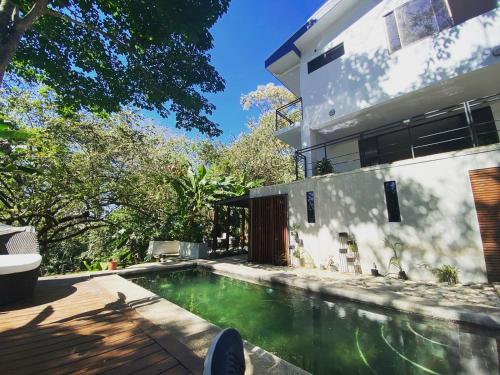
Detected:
left=464, top=101, right=478, bottom=147
left=295, top=152, right=299, bottom=181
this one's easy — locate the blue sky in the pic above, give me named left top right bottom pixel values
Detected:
left=148, top=0, right=325, bottom=143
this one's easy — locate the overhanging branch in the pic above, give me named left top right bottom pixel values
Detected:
left=44, top=8, right=134, bottom=53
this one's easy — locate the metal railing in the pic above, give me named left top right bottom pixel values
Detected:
left=294, top=113, right=500, bottom=180
left=276, top=97, right=302, bottom=131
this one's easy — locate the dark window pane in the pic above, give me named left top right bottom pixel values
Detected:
left=384, top=12, right=402, bottom=52
left=377, top=129, right=412, bottom=164
left=395, top=0, right=439, bottom=46
left=447, top=0, right=498, bottom=25
left=472, top=106, right=499, bottom=146
left=359, top=137, right=380, bottom=167
left=384, top=181, right=401, bottom=222
left=431, top=0, right=454, bottom=29
left=308, top=43, right=345, bottom=74
left=411, top=114, right=472, bottom=157
left=306, top=191, right=315, bottom=223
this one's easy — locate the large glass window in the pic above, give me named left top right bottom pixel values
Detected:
left=385, top=0, right=453, bottom=52
left=359, top=106, right=498, bottom=167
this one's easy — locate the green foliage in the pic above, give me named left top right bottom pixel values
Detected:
left=385, top=238, right=404, bottom=273
left=0, top=83, right=290, bottom=275
left=315, top=158, right=334, bottom=175
left=215, top=83, right=297, bottom=185
left=2, top=0, right=231, bottom=136
left=431, top=265, right=459, bottom=285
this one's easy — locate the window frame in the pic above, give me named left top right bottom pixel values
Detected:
left=384, top=0, right=454, bottom=53
left=384, top=181, right=402, bottom=223
left=307, top=43, right=345, bottom=74
left=306, top=191, right=316, bottom=223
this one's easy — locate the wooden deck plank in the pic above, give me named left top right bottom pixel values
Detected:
left=2, top=329, right=144, bottom=372
left=0, top=276, right=202, bottom=375
left=102, top=350, right=174, bottom=375
left=161, top=364, right=191, bottom=375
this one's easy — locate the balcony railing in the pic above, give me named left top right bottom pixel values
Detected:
left=293, top=93, right=500, bottom=180
left=276, top=97, right=302, bottom=131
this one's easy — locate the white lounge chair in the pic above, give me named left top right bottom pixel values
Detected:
left=0, top=225, right=41, bottom=305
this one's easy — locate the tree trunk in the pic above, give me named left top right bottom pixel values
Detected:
left=0, top=0, right=49, bottom=86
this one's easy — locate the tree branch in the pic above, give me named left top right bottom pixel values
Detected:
left=47, top=223, right=108, bottom=244
left=44, top=8, right=133, bottom=53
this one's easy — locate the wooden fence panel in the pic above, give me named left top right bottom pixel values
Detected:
left=249, top=195, right=288, bottom=265
left=469, top=167, right=500, bottom=282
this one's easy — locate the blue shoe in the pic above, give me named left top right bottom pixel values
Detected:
left=203, top=328, right=246, bottom=375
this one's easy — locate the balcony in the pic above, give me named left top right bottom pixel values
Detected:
left=275, top=97, right=302, bottom=131
left=294, top=93, right=500, bottom=179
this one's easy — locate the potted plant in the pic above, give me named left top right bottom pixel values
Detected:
left=178, top=221, right=208, bottom=259
left=292, top=247, right=303, bottom=267
left=315, top=157, right=334, bottom=175
left=327, top=257, right=338, bottom=272
left=290, top=224, right=300, bottom=243
left=107, top=259, right=118, bottom=270
left=431, top=265, right=459, bottom=285
left=386, top=238, right=408, bottom=280
left=371, top=263, right=380, bottom=277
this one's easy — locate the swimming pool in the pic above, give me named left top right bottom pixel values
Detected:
left=128, top=268, right=499, bottom=374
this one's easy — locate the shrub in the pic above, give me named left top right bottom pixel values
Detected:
left=432, top=265, right=459, bottom=285
left=315, top=158, right=334, bottom=175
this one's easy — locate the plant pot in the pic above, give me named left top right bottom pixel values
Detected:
left=398, top=270, right=408, bottom=280
left=371, top=268, right=380, bottom=277
left=179, top=242, right=208, bottom=259
left=107, top=260, right=118, bottom=270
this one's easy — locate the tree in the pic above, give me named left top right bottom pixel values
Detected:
left=0, top=0, right=230, bottom=136
left=0, top=87, right=183, bottom=253
left=216, top=83, right=297, bottom=185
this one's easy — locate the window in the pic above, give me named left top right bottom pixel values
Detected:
left=308, top=43, right=345, bottom=74
left=359, top=106, right=498, bottom=167
left=384, top=181, right=401, bottom=222
left=306, top=191, right=315, bottom=223
left=446, top=0, right=498, bottom=25
left=384, top=0, right=453, bottom=52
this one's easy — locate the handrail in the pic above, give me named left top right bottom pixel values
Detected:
left=276, top=97, right=302, bottom=131
left=294, top=120, right=500, bottom=180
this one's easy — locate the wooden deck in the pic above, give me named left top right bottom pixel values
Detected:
left=0, top=275, right=203, bottom=375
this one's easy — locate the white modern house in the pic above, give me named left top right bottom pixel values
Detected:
left=247, top=0, right=500, bottom=283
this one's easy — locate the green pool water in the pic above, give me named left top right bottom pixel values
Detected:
left=129, top=269, right=499, bottom=375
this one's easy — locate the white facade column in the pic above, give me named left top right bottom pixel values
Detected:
left=490, top=101, right=500, bottom=135
left=300, top=126, right=318, bottom=177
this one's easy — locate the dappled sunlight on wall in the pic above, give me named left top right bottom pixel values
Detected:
left=250, top=146, right=500, bottom=282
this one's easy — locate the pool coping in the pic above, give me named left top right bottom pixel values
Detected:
left=194, top=261, right=500, bottom=330
left=92, top=272, right=310, bottom=375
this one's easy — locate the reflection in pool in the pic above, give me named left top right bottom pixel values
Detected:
left=129, top=269, right=499, bottom=374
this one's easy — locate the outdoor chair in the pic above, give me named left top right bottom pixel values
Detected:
left=0, top=226, right=41, bottom=305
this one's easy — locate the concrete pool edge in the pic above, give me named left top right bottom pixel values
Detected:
left=92, top=273, right=310, bottom=375
left=195, top=261, right=500, bottom=330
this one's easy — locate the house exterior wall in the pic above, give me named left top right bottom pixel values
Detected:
left=250, top=145, right=500, bottom=283
left=300, top=2, right=500, bottom=136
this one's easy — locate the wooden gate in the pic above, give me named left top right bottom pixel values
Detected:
left=249, top=195, right=288, bottom=265
left=469, top=167, right=500, bottom=282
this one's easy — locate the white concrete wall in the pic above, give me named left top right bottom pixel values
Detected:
left=250, top=145, right=500, bottom=283
left=300, top=2, right=500, bottom=132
